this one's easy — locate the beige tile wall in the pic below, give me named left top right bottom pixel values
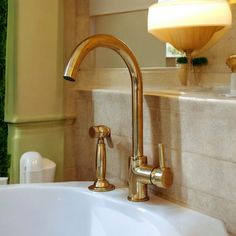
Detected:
left=72, top=89, right=236, bottom=235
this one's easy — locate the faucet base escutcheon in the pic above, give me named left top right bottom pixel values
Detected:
left=89, top=179, right=115, bottom=192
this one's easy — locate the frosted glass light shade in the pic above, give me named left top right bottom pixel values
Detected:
left=148, top=0, right=232, bottom=55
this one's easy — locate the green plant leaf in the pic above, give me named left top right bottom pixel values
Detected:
left=192, top=57, right=208, bottom=66
left=176, top=57, right=188, bottom=64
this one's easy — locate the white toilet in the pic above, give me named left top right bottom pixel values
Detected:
left=20, top=151, right=56, bottom=184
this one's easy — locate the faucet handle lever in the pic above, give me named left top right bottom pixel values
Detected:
left=158, top=143, right=166, bottom=169
left=150, top=143, right=173, bottom=189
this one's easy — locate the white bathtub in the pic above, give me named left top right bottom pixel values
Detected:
left=0, top=182, right=228, bottom=236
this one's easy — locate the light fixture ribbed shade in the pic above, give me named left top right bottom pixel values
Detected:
left=148, top=0, right=232, bottom=55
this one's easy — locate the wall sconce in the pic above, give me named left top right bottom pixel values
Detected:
left=148, top=0, right=232, bottom=87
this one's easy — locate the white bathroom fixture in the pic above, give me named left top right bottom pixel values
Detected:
left=0, top=177, right=8, bottom=185
left=20, top=151, right=56, bottom=183
left=0, top=182, right=228, bottom=236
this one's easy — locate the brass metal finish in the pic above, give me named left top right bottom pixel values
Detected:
left=158, top=143, right=166, bottom=168
left=89, top=125, right=111, bottom=139
left=151, top=144, right=173, bottom=188
left=88, top=125, right=115, bottom=192
left=128, top=156, right=150, bottom=202
left=64, top=34, right=143, bottom=159
left=226, top=55, right=236, bottom=72
left=64, top=34, right=173, bottom=201
left=89, top=125, right=113, bottom=148
left=151, top=167, right=173, bottom=189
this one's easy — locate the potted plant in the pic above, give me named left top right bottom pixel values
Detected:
left=192, top=57, right=208, bottom=86
left=176, top=56, right=188, bottom=86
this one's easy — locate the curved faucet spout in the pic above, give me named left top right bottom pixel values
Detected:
left=64, top=34, right=173, bottom=201
left=63, top=34, right=143, bottom=159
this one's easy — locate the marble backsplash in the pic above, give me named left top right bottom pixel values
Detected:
left=65, top=88, right=236, bottom=235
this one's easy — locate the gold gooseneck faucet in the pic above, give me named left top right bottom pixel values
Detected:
left=64, top=34, right=173, bottom=202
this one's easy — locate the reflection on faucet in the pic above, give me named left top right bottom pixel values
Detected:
left=64, top=34, right=173, bottom=202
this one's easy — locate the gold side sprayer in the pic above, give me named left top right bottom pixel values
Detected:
left=88, top=125, right=115, bottom=192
